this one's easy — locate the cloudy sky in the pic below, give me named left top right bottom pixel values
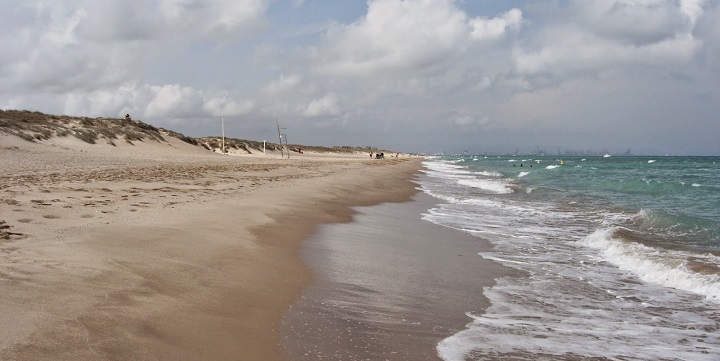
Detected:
left=1, top=0, right=718, bottom=155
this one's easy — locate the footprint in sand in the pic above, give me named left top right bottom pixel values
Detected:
left=2, top=199, right=20, bottom=206
left=42, top=215, right=61, bottom=219
left=0, top=220, right=24, bottom=240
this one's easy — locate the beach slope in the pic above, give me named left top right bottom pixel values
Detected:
left=0, top=133, right=421, bottom=361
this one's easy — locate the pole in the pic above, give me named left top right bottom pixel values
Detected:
left=221, top=117, right=225, bottom=155
left=277, top=122, right=283, bottom=158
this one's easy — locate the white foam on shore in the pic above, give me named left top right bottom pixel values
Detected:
left=580, top=227, right=720, bottom=303
left=434, top=220, right=720, bottom=360
left=420, top=188, right=461, bottom=203
left=424, top=160, right=504, bottom=178
left=457, top=179, right=513, bottom=194
left=476, top=171, right=502, bottom=177
left=420, top=157, right=720, bottom=361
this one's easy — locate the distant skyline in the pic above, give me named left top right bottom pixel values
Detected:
left=1, top=0, right=719, bottom=155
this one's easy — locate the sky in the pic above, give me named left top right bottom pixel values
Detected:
left=1, top=0, right=719, bottom=155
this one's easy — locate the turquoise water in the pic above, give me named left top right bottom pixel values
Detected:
left=481, top=156, right=718, bottom=250
left=420, top=155, right=720, bottom=360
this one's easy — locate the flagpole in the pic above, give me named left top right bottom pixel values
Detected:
left=221, top=117, right=225, bottom=155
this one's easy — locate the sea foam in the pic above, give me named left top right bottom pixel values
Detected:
left=580, top=227, right=720, bottom=303
left=457, top=178, right=513, bottom=194
left=421, top=156, right=720, bottom=361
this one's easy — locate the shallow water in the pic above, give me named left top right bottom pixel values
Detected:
left=421, top=156, right=720, bottom=360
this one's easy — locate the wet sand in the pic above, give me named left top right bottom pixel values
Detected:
left=282, top=190, right=519, bottom=360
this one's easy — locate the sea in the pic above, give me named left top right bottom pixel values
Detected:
left=419, top=155, right=720, bottom=361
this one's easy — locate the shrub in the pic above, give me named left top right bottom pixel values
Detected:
left=74, top=129, right=98, bottom=144
left=17, top=132, right=36, bottom=142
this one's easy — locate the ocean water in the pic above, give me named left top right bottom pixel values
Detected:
left=419, top=155, right=720, bottom=361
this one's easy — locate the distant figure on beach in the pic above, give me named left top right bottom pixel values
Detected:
left=370, top=151, right=373, bottom=158
left=125, top=114, right=131, bottom=121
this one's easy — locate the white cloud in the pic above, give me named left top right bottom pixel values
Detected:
left=0, top=0, right=269, bottom=95
left=158, top=0, right=194, bottom=21
left=452, top=114, right=491, bottom=130
left=569, top=0, right=687, bottom=45
left=145, top=84, right=204, bottom=118
left=211, top=0, right=267, bottom=34
left=42, top=8, right=86, bottom=47
left=204, top=96, right=255, bottom=116
left=694, top=1, right=720, bottom=69
left=514, top=31, right=701, bottom=76
left=303, top=93, right=341, bottom=117
left=262, top=74, right=301, bottom=95
left=470, top=8, right=523, bottom=41
left=317, top=0, right=473, bottom=76
left=64, top=83, right=139, bottom=116
left=158, top=0, right=267, bottom=35
left=513, top=0, right=704, bottom=76
left=680, top=0, right=706, bottom=25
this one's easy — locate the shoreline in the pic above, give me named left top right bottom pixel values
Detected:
left=0, top=135, right=423, bottom=360
left=282, top=187, right=522, bottom=360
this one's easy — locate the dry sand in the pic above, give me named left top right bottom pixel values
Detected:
left=0, top=134, right=422, bottom=361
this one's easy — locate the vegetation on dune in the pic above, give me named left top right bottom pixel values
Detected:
left=0, top=109, right=389, bottom=155
left=0, top=110, right=184, bottom=146
left=195, top=137, right=374, bottom=155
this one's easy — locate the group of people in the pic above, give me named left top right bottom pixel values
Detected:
left=369, top=152, right=400, bottom=159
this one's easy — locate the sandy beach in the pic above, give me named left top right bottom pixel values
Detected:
left=0, top=133, right=422, bottom=360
